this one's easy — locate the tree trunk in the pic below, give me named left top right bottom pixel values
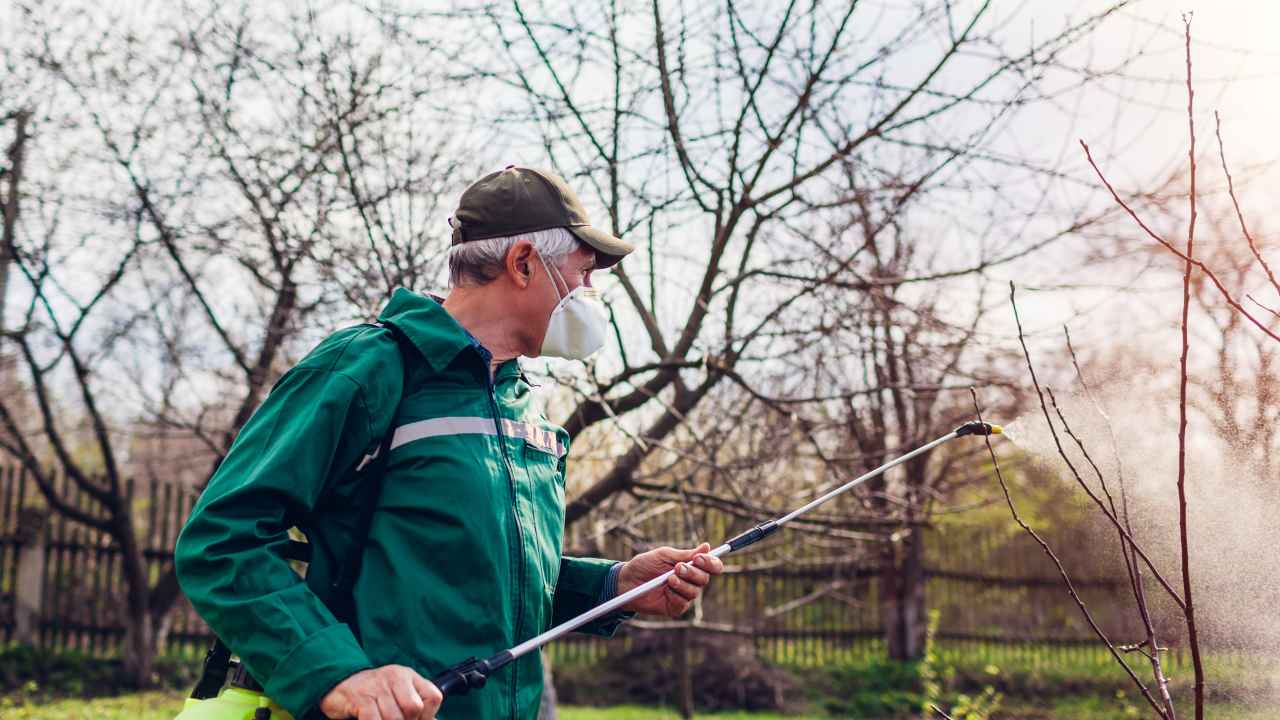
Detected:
left=881, top=526, right=927, bottom=661
left=122, top=608, right=157, bottom=687
left=675, top=625, right=694, bottom=719
left=118, top=514, right=159, bottom=688
left=538, top=650, right=558, bottom=720
left=1, top=110, right=27, bottom=331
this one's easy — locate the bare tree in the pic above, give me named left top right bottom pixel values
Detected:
left=396, top=0, right=1140, bottom=661
left=981, top=286, right=1185, bottom=719
left=0, top=139, right=160, bottom=682
left=975, top=16, right=1280, bottom=720
left=0, top=0, right=1166, bottom=688
left=0, top=0, right=474, bottom=684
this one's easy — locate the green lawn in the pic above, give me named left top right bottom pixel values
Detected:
left=1045, top=696, right=1273, bottom=720
left=3, top=642, right=1274, bottom=720
left=561, top=708, right=813, bottom=720
left=0, top=692, right=813, bottom=719
left=2, top=691, right=1274, bottom=720
left=1, top=691, right=185, bottom=720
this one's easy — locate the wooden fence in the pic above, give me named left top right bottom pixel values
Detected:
left=0, top=466, right=1175, bottom=669
left=0, top=466, right=211, bottom=654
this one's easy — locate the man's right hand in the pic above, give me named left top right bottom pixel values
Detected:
left=319, top=665, right=443, bottom=719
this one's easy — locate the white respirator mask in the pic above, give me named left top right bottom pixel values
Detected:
left=536, top=251, right=608, bottom=360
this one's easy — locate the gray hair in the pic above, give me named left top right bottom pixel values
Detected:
left=447, top=226, right=581, bottom=288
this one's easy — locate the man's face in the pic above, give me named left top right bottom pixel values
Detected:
left=508, top=239, right=597, bottom=357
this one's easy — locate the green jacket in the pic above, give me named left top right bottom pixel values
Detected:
left=175, top=289, right=626, bottom=720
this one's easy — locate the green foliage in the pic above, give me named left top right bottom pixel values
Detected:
left=803, top=651, right=921, bottom=717
left=1045, top=693, right=1275, bottom=720
left=0, top=645, right=201, bottom=701
left=794, top=639, right=1273, bottom=719
left=5, top=645, right=1273, bottom=718
left=553, top=632, right=795, bottom=711
left=919, top=610, right=1002, bottom=720
left=934, top=448, right=1096, bottom=536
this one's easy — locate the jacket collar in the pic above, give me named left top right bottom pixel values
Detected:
left=377, top=288, right=523, bottom=381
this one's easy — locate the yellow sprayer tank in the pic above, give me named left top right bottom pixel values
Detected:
left=174, top=686, right=293, bottom=720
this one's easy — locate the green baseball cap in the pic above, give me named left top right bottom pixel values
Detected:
left=449, top=165, right=635, bottom=268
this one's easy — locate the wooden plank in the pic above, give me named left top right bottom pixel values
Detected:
left=2, top=465, right=13, bottom=533
left=1, top=466, right=12, bottom=644
left=46, top=471, right=70, bottom=649
left=173, top=487, right=190, bottom=655
left=15, top=464, right=27, bottom=519
left=110, top=476, right=135, bottom=656
left=41, top=472, right=57, bottom=648
left=42, top=472, right=55, bottom=649
left=163, top=479, right=176, bottom=552
left=68, top=476, right=84, bottom=653
left=66, top=472, right=82, bottom=652
left=91, top=516, right=107, bottom=655
left=160, top=479, right=175, bottom=643
left=147, top=477, right=159, bottom=562
left=66, top=472, right=81, bottom=652
left=12, top=465, right=28, bottom=644
left=78, top=478, right=98, bottom=654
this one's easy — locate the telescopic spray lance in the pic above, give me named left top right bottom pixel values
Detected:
left=430, top=420, right=1003, bottom=698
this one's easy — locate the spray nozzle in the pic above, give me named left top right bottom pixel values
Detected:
left=955, top=421, right=1002, bottom=437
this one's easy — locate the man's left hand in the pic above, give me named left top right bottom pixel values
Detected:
left=616, top=542, right=725, bottom=617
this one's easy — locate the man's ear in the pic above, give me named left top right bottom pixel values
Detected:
left=507, top=240, right=535, bottom=289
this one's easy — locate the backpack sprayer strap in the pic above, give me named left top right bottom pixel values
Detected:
left=327, top=396, right=400, bottom=615
left=328, top=322, right=413, bottom=620
left=191, top=639, right=234, bottom=700
left=190, top=321, right=415, bottom=701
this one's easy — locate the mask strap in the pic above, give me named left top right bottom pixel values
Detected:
left=536, top=250, right=568, bottom=303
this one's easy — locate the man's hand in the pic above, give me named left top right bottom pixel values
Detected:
left=616, top=542, right=725, bottom=617
left=319, top=665, right=442, bottom=720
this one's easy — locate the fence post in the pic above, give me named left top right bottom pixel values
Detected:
left=882, top=524, right=927, bottom=661
left=676, top=624, right=694, bottom=719
left=538, top=648, right=558, bottom=720
left=14, top=504, right=49, bottom=646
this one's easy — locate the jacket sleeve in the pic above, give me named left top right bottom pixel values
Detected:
left=175, top=366, right=378, bottom=718
left=552, top=556, right=634, bottom=637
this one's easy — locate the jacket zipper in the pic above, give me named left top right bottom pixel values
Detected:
left=485, top=362, right=525, bottom=719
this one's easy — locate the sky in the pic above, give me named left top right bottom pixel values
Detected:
left=4, top=0, right=1278, bottom=421
left=931, top=0, right=1280, bottom=367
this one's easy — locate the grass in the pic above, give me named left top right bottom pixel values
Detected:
left=0, top=692, right=815, bottom=720
left=561, top=708, right=817, bottom=719
left=3, top=690, right=1274, bottom=720
left=0, top=691, right=187, bottom=720
left=776, top=636, right=1277, bottom=720
left=3, top=641, right=1274, bottom=719
left=1046, top=695, right=1274, bottom=720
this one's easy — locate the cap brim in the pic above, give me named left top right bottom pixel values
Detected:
left=568, top=224, right=634, bottom=268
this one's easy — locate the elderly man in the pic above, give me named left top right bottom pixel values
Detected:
left=175, top=166, right=724, bottom=720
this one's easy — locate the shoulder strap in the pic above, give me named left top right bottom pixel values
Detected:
left=190, top=321, right=420, bottom=699
left=190, top=640, right=234, bottom=699
left=328, top=321, right=417, bottom=619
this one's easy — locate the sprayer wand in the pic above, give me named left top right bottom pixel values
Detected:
left=429, top=420, right=1003, bottom=699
